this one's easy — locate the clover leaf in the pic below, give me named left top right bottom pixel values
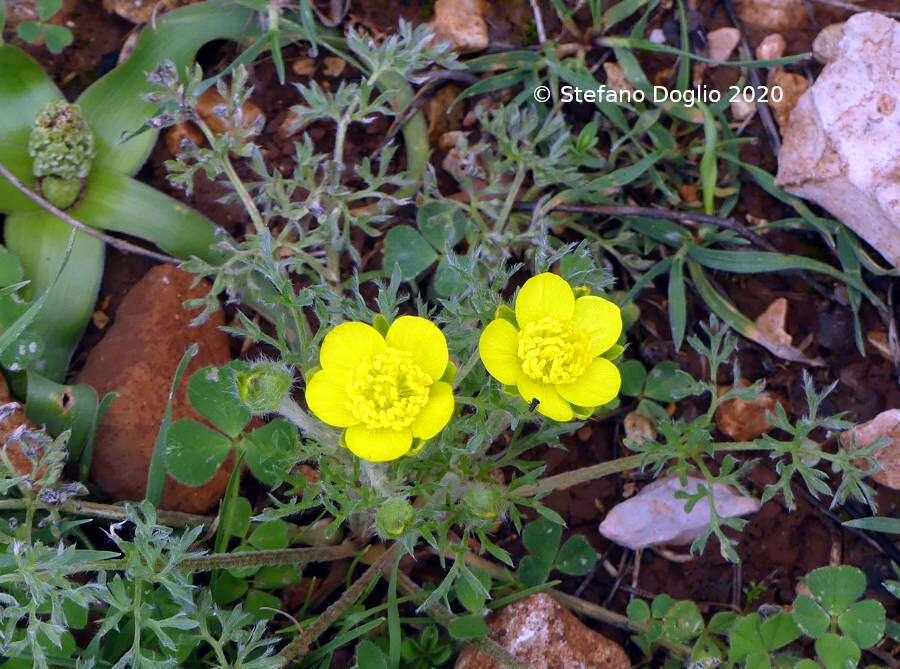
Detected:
left=517, top=517, right=597, bottom=587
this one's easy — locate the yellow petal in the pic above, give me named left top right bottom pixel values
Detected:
left=385, top=315, right=448, bottom=380
left=345, top=425, right=413, bottom=462
left=515, top=272, right=575, bottom=326
left=478, top=319, right=521, bottom=385
left=555, top=357, right=621, bottom=407
left=572, top=296, right=623, bottom=356
left=517, top=375, right=574, bottom=422
left=410, top=381, right=454, bottom=440
left=320, top=322, right=386, bottom=370
left=305, top=368, right=357, bottom=427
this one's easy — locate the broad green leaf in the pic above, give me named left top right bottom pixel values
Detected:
left=241, top=418, right=300, bottom=486
left=643, top=361, right=694, bottom=402
left=759, top=612, right=801, bottom=651
left=0, top=247, right=23, bottom=285
left=248, top=519, right=289, bottom=551
left=229, top=496, right=252, bottom=539
left=517, top=554, right=552, bottom=588
left=793, top=661, right=822, bottom=669
left=661, top=600, right=704, bottom=644
left=16, top=21, right=41, bottom=43
left=555, top=535, right=596, bottom=576
left=382, top=225, right=438, bottom=280
left=77, top=170, right=226, bottom=263
left=807, top=566, right=866, bottom=616
left=814, top=633, right=859, bottom=669
left=837, top=600, right=885, bottom=648
left=448, top=614, right=489, bottom=640
left=42, top=24, right=73, bottom=54
left=792, top=594, right=830, bottom=639
left=707, top=611, right=738, bottom=634
left=626, top=599, right=651, bottom=622
left=25, top=371, right=98, bottom=458
left=522, top=517, right=563, bottom=560
left=651, top=593, right=676, bottom=619
left=77, top=0, right=258, bottom=174
left=728, top=613, right=765, bottom=663
left=432, top=256, right=468, bottom=297
left=417, top=201, right=467, bottom=250
left=356, top=640, right=388, bottom=669
left=37, top=0, right=63, bottom=20
left=164, top=418, right=232, bottom=487
left=187, top=363, right=250, bottom=438
left=455, top=568, right=491, bottom=613
left=245, top=588, right=281, bottom=621
left=4, top=216, right=103, bottom=381
left=618, top=359, right=647, bottom=396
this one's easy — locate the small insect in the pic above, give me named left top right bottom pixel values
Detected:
left=528, top=398, right=540, bottom=412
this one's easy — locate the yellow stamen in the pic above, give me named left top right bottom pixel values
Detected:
left=345, top=348, right=432, bottom=430
left=517, top=316, right=590, bottom=384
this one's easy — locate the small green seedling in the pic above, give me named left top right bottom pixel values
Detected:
left=4, top=0, right=73, bottom=53
left=517, top=517, right=597, bottom=588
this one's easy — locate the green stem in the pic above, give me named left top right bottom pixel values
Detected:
left=494, top=165, right=527, bottom=234
left=214, top=448, right=246, bottom=555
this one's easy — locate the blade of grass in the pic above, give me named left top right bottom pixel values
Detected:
left=697, top=101, right=718, bottom=215
left=145, top=343, right=198, bottom=507
left=669, top=255, right=687, bottom=350
left=597, top=36, right=810, bottom=67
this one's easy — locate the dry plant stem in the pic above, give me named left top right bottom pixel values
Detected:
left=395, top=570, right=535, bottom=669
left=0, top=497, right=213, bottom=526
left=807, top=0, right=900, bottom=16
left=0, top=159, right=180, bottom=264
left=277, top=542, right=403, bottom=664
left=517, top=441, right=760, bottom=497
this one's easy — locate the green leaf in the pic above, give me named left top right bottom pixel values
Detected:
left=517, top=554, right=552, bottom=588
left=240, top=418, right=300, bottom=486
left=455, top=568, right=491, bottom=613
left=707, top=611, right=737, bottom=634
left=452, top=68, right=532, bottom=107
left=76, top=171, right=226, bottom=263
left=618, top=359, right=647, bottom=396
left=759, top=612, right=801, bottom=651
left=728, top=613, right=765, bottom=663
left=522, top=517, right=563, bottom=559
left=555, top=535, right=596, bottom=576
left=432, top=256, right=468, bottom=297
left=792, top=595, right=830, bottom=638
left=837, top=600, right=885, bottom=648
left=626, top=599, right=651, bottom=623
left=793, top=661, right=822, bottom=669
left=697, top=101, right=718, bottom=215
left=187, top=363, right=250, bottom=438
left=164, top=418, right=232, bottom=487
left=807, top=566, right=866, bottom=616
left=16, top=21, right=42, bottom=43
left=76, top=0, right=258, bottom=174
left=814, top=633, right=860, bottom=669
left=643, top=361, right=694, bottom=402
left=668, top=256, right=686, bottom=350
left=661, top=600, right=704, bottom=644
left=745, top=651, right=772, bottom=669
left=42, top=25, right=72, bottom=53
left=244, top=589, right=281, bottom=621
left=651, top=593, right=676, bottom=619
left=448, top=614, right=489, bottom=640
left=229, top=496, right=252, bottom=538
left=843, top=516, right=900, bottom=534
left=24, top=371, right=98, bottom=458
left=37, top=0, right=63, bottom=21
left=417, top=201, right=467, bottom=250
left=248, top=519, right=289, bottom=551
left=356, top=640, right=388, bottom=669
left=382, top=225, right=438, bottom=280
left=0, top=248, right=23, bottom=286
left=211, top=571, right=248, bottom=606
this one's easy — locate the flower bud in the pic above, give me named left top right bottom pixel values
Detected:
left=235, top=361, right=293, bottom=415
left=29, top=100, right=95, bottom=209
left=462, top=484, right=502, bottom=521
left=375, top=498, right=416, bottom=539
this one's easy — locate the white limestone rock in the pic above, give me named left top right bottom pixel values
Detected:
left=599, top=474, right=761, bottom=550
left=775, top=13, right=900, bottom=267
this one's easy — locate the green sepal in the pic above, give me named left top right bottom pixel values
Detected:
left=601, top=344, right=625, bottom=361
left=501, top=383, right=518, bottom=397
left=572, top=285, right=591, bottom=299
left=372, top=313, right=390, bottom=336
left=406, top=437, right=426, bottom=457
left=440, top=360, right=457, bottom=383
left=571, top=404, right=595, bottom=420
left=494, top=304, right=517, bottom=328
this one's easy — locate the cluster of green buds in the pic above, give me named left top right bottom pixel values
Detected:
left=235, top=360, right=294, bottom=415
left=28, top=100, right=95, bottom=209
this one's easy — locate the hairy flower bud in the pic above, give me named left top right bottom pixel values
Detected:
left=375, top=498, right=416, bottom=539
left=235, top=361, right=293, bottom=415
left=29, top=100, right=95, bottom=208
left=462, top=484, right=502, bottom=522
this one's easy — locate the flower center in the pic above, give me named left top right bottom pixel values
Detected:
left=345, top=348, right=432, bottom=430
left=517, top=316, right=590, bottom=384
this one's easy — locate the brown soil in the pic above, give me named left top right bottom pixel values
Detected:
left=6, top=0, right=900, bottom=664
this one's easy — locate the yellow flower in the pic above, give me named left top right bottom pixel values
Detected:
left=305, top=316, right=455, bottom=462
left=478, top=273, right=622, bottom=421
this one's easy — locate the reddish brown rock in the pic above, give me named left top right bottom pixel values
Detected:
left=78, top=265, right=233, bottom=513
left=715, top=379, right=788, bottom=442
left=454, top=593, right=630, bottom=669
left=840, top=409, right=900, bottom=490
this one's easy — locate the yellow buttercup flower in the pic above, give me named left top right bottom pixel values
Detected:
left=305, top=316, right=455, bottom=462
left=479, top=273, right=622, bottom=421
